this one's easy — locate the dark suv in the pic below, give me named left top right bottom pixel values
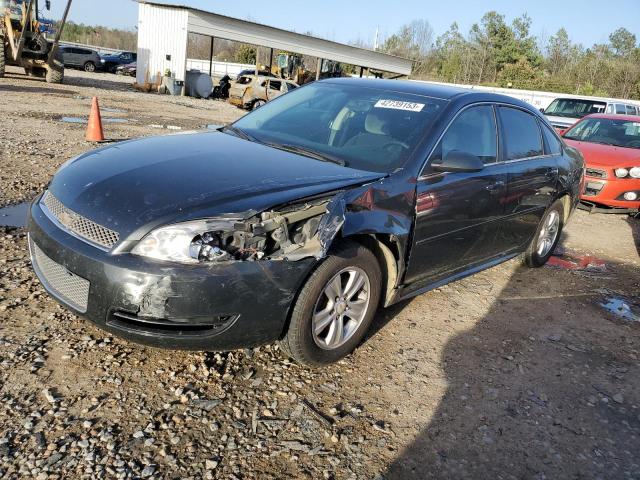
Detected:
left=100, top=51, right=137, bottom=73
left=59, top=46, right=101, bottom=72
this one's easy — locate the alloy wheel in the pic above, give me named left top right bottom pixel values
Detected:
left=537, top=210, right=560, bottom=257
left=312, top=267, right=371, bottom=350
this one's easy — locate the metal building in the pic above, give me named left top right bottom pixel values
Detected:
left=136, top=1, right=413, bottom=89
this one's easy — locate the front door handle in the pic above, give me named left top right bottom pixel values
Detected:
left=485, top=180, right=505, bottom=193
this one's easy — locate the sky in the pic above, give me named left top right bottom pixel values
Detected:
left=49, top=0, right=640, bottom=48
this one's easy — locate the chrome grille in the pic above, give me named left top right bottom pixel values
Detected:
left=29, top=239, right=90, bottom=313
left=41, top=191, right=120, bottom=249
left=585, top=168, right=607, bottom=179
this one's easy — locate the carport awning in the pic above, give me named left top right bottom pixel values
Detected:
left=138, top=1, right=413, bottom=75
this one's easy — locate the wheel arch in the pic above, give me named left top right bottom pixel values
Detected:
left=340, top=233, right=401, bottom=307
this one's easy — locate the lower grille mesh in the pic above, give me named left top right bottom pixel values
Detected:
left=30, top=239, right=90, bottom=313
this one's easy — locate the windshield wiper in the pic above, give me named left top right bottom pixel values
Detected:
left=221, top=125, right=258, bottom=142
left=266, top=142, right=346, bottom=166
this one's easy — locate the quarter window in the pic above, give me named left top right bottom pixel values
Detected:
left=498, top=107, right=543, bottom=160
left=438, top=105, right=497, bottom=165
left=541, top=123, right=562, bottom=155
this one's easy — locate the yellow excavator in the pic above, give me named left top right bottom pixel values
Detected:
left=271, top=52, right=343, bottom=85
left=1, top=0, right=72, bottom=83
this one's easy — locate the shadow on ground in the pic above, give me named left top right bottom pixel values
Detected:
left=381, top=244, right=640, bottom=479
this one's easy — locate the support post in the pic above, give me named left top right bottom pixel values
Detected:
left=359, top=66, right=363, bottom=78
left=208, top=36, right=215, bottom=77
left=255, top=46, right=260, bottom=75
left=268, top=48, right=273, bottom=74
left=47, top=0, right=73, bottom=64
left=316, top=58, right=322, bottom=81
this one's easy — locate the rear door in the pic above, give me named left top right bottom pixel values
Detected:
left=405, top=104, right=509, bottom=284
left=496, top=107, right=559, bottom=250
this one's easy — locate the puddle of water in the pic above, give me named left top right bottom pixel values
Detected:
left=600, top=297, right=639, bottom=322
left=61, top=116, right=129, bottom=124
left=102, top=107, right=126, bottom=113
left=0, top=201, right=30, bottom=227
left=61, top=116, right=85, bottom=123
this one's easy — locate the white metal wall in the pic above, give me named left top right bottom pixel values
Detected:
left=185, top=59, right=254, bottom=78
left=137, top=4, right=189, bottom=84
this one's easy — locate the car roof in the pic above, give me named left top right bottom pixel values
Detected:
left=581, top=113, right=640, bottom=122
left=319, top=78, right=537, bottom=111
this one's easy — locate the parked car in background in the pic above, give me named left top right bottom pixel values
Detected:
left=58, top=46, right=101, bottom=72
left=228, top=75, right=299, bottom=110
left=115, top=62, right=136, bottom=77
left=562, top=114, right=640, bottom=214
left=27, top=79, right=584, bottom=366
left=542, top=97, right=640, bottom=131
left=100, top=51, right=137, bottom=73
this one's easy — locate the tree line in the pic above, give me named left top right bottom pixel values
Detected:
left=378, top=13, right=640, bottom=99
left=56, top=14, right=640, bottom=100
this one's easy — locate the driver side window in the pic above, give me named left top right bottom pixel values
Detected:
left=433, top=105, right=498, bottom=166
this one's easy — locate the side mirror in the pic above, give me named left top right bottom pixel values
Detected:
left=45, top=0, right=51, bottom=10
left=539, top=107, right=545, bottom=113
left=432, top=151, right=484, bottom=173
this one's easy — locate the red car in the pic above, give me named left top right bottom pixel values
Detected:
left=562, top=114, right=640, bottom=214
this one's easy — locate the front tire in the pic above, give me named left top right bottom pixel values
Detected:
left=523, top=200, right=564, bottom=267
left=280, top=241, right=382, bottom=367
left=45, top=62, right=64, bottom=84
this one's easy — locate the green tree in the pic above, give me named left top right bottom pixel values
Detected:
left=235, top=44, right=256, bottom=64
left=609, top=27, right=637, bottom=57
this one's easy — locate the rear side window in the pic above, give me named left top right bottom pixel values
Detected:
left=498, top=107, right=543, bottom=160
left=439, top=105, right=497, bottom=165
left=541, top=123, right=562, bottom=155
left=625, top=105, right=638, bottom=115
left=616, top=104, right=626, bottom=114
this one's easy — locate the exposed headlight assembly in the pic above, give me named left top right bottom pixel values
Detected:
left=131, top=219, right=253, bottom=264
left=132, top=201, right=329, bottom=265
left=629, top=167, right=640, bottom=178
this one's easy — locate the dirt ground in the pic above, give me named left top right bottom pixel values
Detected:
left=1, top=67, right=639, bottom=480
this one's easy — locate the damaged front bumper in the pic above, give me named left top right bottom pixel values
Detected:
left=27, top=200, right=317, bottom=350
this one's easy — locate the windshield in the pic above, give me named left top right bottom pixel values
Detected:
left=230, top=82, right=447, bottom=173
left=545, top=98, right=606, bottom=118
left=564, top=117, right=640, bottom=149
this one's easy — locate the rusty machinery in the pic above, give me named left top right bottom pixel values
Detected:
left=0, top=0, right=72, bottom=83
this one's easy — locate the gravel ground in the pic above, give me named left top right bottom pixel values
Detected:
left=1, top=67, right=639, bottom=479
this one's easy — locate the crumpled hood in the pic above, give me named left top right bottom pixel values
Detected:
left=563, top=138, right=640, bottom=168
left=48, top=131, right=384, bottom=239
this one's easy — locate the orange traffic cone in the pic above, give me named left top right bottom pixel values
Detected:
left=86, top=96, right=104, bottom=142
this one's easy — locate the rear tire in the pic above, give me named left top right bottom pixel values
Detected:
left=0, top=40, right=5, bottom=78
left=252, top=99, right=266, bottom=110
left=523, top=200, right=564, bottom=267
left=280, top=241, right=382, bottom=367
left=84, top=61, right=96, bottom=73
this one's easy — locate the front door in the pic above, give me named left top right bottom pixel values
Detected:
left=405, top=104, right=508, bottom=285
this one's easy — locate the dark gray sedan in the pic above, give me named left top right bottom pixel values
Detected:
left=28, top=79, right=584, bottom=366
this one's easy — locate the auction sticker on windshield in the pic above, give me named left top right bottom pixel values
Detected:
left=375, top=99, right=425, bottom=112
